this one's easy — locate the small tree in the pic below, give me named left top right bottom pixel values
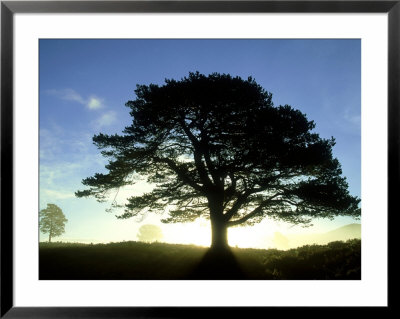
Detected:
left=39, top=203, right=68, bottom=242
left=137, top=224, right=163, bottom=242
left=76, top=72, right=360, bottom=250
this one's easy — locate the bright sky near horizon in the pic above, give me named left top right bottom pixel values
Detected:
left=39, top=39, right=361, bottom=248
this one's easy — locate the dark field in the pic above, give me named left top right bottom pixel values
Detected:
left=39, top=239, right=361, bottom=280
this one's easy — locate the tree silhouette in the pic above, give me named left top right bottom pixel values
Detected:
left=39, top=203, right=68, bottom=243
left=76, top=72, right=360, bottom=250
left=137, top=224, right=163, bottom=242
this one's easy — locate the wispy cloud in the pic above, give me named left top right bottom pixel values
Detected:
left=94, top=111, right=117, bottom=128
left=46, top=89, right=104, bottom=110
left=87, top=96, right=103, bottom=110
left=40, top=161, right=83, bottom=187
left=343, top=108, right=361, bottom=127
left=42, top=189, right=75, bottom=200
left=39, top=152, right=107, bottom=207
left=40, top=127, right=93, bottom=162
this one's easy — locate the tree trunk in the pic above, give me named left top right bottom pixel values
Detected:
left=208, top=192, right=229, bottom=250
left=210, top=218, right=228, bottom=250
left=49, top=220, right=53, bottom=243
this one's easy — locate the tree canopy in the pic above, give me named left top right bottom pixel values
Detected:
left=39, top=203, right=68, bottom=243
left=76, top=72, right=360, bottom=249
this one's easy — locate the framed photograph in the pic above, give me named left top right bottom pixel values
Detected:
left=1, top=0, right=396, bottom=317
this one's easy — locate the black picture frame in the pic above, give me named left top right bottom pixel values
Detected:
left=1, top=0, right=396, bottom=317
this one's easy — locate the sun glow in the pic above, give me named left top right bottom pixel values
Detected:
left=160, top=217, right=280, bottom=249
left=228, top=221, right=279, bottom=249
left=162, top=218, right=211, bottom=247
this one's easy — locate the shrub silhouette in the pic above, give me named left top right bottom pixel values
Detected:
left=263, top=239, right=361, bottom=279
left=39, top=239, right=361, bottom=280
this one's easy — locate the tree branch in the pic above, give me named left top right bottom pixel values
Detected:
left=224, top=183, right=282, bottom=221
left=222, top=173, right=237, bottom=209
left=203, top=143, right=222, bottom=188
left=178, top=117, right=215, bottom=190
left=227, top=193, right=282, bottom=226
left=153, top=157, right=204, bottom=192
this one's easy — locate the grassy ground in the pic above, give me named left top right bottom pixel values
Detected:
left=39, top=239, right=361, bottom=280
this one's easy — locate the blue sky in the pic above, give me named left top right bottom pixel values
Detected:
left=39, top=39, right=361, bottom=247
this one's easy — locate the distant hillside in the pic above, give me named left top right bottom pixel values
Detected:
left=275, top=224, right=361, bottom=249
left=323, top=223, right=361, bottom=242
